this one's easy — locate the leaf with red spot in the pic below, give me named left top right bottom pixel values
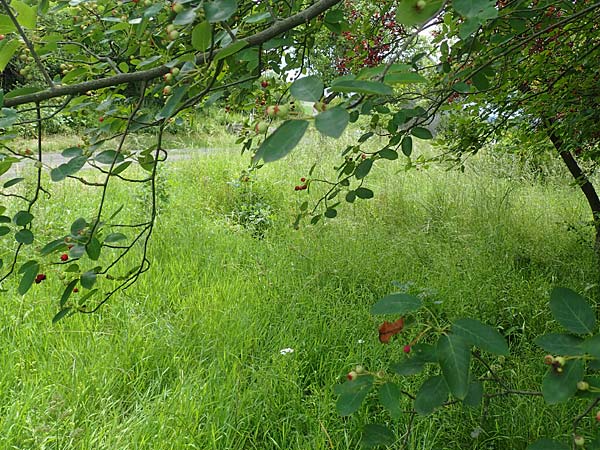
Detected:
left=379, top=318, right=405, bottom=344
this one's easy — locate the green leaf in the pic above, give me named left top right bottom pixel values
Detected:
left=156, top=86, right=187, bottom=120
left=173, top=8, right=196, bottom=25
left=315, top=107, right=349, bottom=139
left=453, top=0, right=498, bottom=20
left=534, top=333, right=583, bottom=355
left=396, top=0, right=444, bottom=26
left=390, top=359, right=425, bottom=375
left=60, top=279, right=79, bottom=307
left=0, top=40, right=20, bottom=72
left=52, top=307, right=72, bottom=324
left=105, top=233, right=127, bottom=243
left=95, top=150, right=124, bottom=165
left=51, top=156, right=87, bottom=181
left=80, top=270, right=97, bottom=289
left=192, top=21, right=212, bottom=51
left=355, top=187, right=374, bottom=199
left=17, top=261, right=38, bottom=295
left=4, top=86, right=42, bottom=99
left=245, top=11, right=272, bottom=24
left=15, top=229, right=33, bottom=244
left=384, top=72, right=427, bottom=84
left=452, top=318, right=508, bottom=355
left=253, top=120, right=309, bottom=163
left=462, top=381, right=483, bottom=408
left=526, top=438, right=569, bottom=450
left=401, top=136, right=413, bottom=156
left=542, top=359, right=584, bottom=404
left=330, top=80, right=393, bottom=96
left=355, top=159, right=373, bottom=179
left=414, top=375, right=448, bottom=415
left=379, top=382, right=402, bottom=419
left=70, top=218, right=88, bottom=235
left=437, top=334, right=471, bottom=400
left=0, top=225, right=10, bottom=236
left=0, top=16, right=17, bottom=34
left=361, top=424, right=395, bottom=448
left=345, top=191, right=356, bottom=203
left=11, top=0, right=36, bottom=28
left=471, top=72, right=490, bottom=91
left=290, top=76, right=324, bottom=102
left=582, top=335, right=600, bottom=359
left=379, top=148, right=398, bottom=160
left=371, top=293, right=423, bottom=315
left=549, top=287, right=595, bottom=335
left=86, top=237, right=101, bottom=261
left=411, top=127, right=433, bottom=140
left=204, top=0, right=237, bottom=23
left=452, top=82, right=473, bottom=93
left=324, top=208, right=337, bottom=219
left=334, top=375, right=374, bottom=416
left=13, top=211, right=33, bottom=227
left=3, top=177, right=23, bottom=188
left=214, top=40, right=248, bottom=62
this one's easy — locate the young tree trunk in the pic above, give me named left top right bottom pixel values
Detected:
left=547, top=129, right=600, bottom=255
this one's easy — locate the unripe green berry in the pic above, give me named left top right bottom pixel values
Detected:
left=555, top=356, right=566, bottom=367
left=574, top=435, right=585, bottom=447
left=577, top=381, right=590, bottom=391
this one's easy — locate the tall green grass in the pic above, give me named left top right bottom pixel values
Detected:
left=0, top=131, right=597, bottom=449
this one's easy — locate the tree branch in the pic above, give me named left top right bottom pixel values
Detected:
left=4, top=0, right=342, bottom=108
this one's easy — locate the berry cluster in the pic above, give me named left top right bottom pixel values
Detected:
left=294, top=177, right=307, bottom=191
left=34, top=273, right=46, bottom=284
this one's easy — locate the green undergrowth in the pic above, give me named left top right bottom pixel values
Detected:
left=0, top=135, right=597, bottom=449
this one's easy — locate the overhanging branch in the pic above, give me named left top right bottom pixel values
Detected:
left=4, top=0, right=341, bottom=108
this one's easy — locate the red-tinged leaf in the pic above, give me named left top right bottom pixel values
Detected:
left=379, top=317, right=404, bottom=344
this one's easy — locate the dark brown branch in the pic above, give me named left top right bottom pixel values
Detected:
left=3, top=0, right=342, bottom=108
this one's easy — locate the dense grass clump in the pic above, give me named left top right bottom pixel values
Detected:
left=0, top=134, right=597, bottom=449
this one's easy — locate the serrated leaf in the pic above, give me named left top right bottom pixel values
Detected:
left=290, top=76, right=324, bottom=102
left=379, top=148, right=398, bottom=160
left=534, top=333, right=583, bottom=355
left=253, top=120, right=309, bottom=163
left=414, top=375, right=448, bottom=415
left=582, top=335, right=600, bottom=359
left=95, top=150, right=124, bottom=165
left=0, top=40, right=20, bottom=72
left=192, top=21, right=211, bottom=51
left=452, top=318, right=508, bottom=355
left=438, top=333, right=471, bottom=400
left=105, top=233, right=126, bottom=243
left=361, top=424, right=395, bottom=448
left=173, top=8, right=196, bottom=25
left=11, top=0, right=36, bottom=28
left=549, top=287, right=595, bottom=335
left=453, top=0, right=498, bottom=20
left=204, top=0, right=237, bottom=23
left=542, top=359, right=584, bottom=404
left=378, top=382, right=402, bottom=419
left=315, top=107, right=349, bottom=139
left=335, top=375, right=374, bottom=416
left=371, top=293, right=422, bottom=315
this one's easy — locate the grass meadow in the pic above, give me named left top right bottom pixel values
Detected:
left=0, top=127, right=598, bottom=449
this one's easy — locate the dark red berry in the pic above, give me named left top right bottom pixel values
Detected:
left=403, top=345, right=411, bottom=353
left=294, top=186, right=300, bottom=191
left=34, top=273, right=46, bottom=284
left=60, top=253, right=69, bottom=261
left=300, top=177, right=306, bottom=182
left=261, top=80, right=269, bottom=88
left=73, top=288, right=79, bottom=293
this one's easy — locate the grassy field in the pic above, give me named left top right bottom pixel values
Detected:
left=0, top=130, right=598, bottom=449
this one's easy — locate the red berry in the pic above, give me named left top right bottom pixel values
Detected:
left=346, top=371, right=358, bottom=381
left=98, top=116, right=104, bottom=122
left=34, top=273, right=46, bottom=284
left=73, top=288, right=79, bottom=293
left=300, top=177, right=306, bottom=182
left=403, top=345, right=411, bottom=353
left=596, top=410, right=600, bottom=421
left=60, top=253, right=69, bottom=262
left=261, top=80, right=269, bottom=88
left=294, top=186, right=300, bottom=191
